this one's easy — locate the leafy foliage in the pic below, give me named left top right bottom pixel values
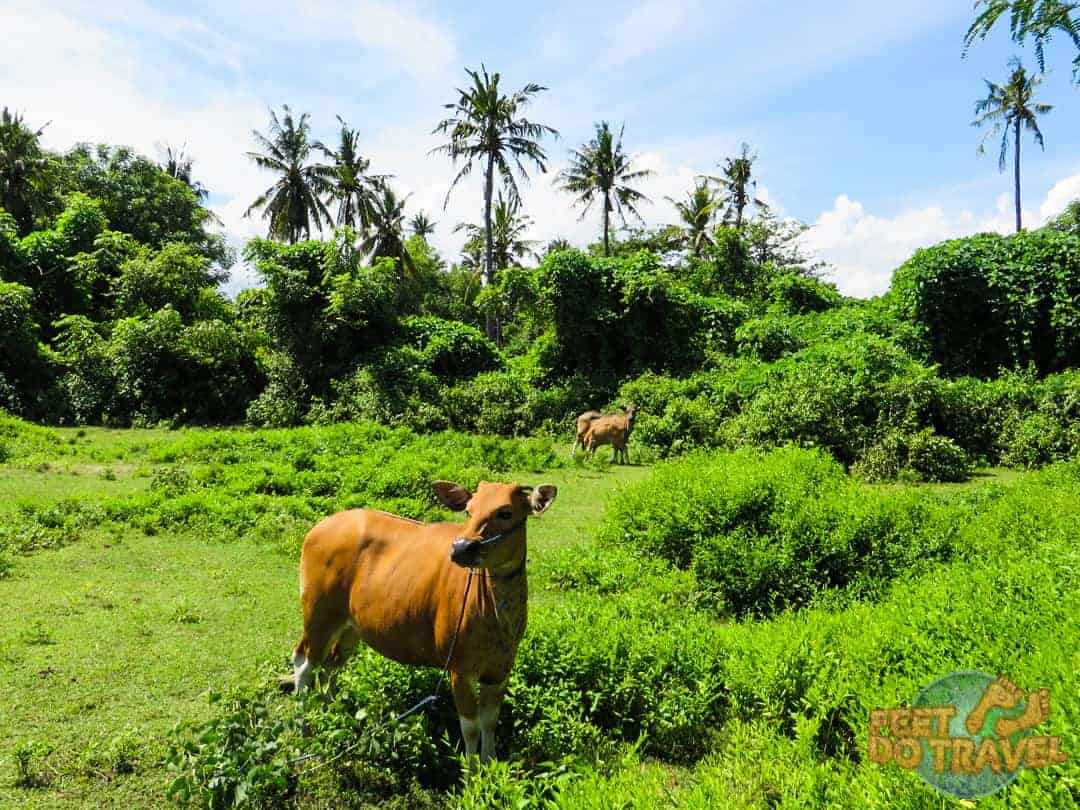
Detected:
left=890, top=228, right=1080, bottom=376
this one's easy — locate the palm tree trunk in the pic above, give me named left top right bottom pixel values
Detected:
left=483, top=152, right=496, bottom=340
left=603, top=195, right=611, bottom=256
left=1014, top=118, right=1022, bottom=233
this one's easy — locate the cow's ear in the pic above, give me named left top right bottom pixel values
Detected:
left=433, top=481, right=472, bottom=511
left=528, top=485, right=557, bottom=515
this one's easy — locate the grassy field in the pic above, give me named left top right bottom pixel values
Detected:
left=0, top=426, right=650, bottom=808
left=2, top=424, right=1076, bottom=809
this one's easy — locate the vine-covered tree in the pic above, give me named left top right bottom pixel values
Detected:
left=432, top=65, right=557, bottom=338
left=557, top=122, right=652, bottom=256
left=244, top=105, right=333, bottom=243
left=973, top=59, right=1051, bottom=231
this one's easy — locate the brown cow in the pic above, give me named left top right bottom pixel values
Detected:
left=285, top=479, right=557, bottom=763
left=583, top=404, right=641, bottom=464
left=571, top=410, right=603, bottom=453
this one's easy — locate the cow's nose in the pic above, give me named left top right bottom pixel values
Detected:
left=450, top=538, right=474, bottom=566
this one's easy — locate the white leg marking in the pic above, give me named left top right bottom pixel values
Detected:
left=293, top=652, right=313, bottom=692
left=478, top=703, right=501, bottom=763
left=459, top=716, right=480, bottom=756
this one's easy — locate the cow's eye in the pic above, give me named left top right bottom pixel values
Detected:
left=497, top=508, right=513, bottom=520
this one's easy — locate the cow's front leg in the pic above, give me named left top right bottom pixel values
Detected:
left=477, top=679, right=507, bottom=763
left=451, top=671, right=480, bottom=758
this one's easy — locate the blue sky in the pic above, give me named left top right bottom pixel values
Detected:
left=3, top=0, right=1080, bottom=296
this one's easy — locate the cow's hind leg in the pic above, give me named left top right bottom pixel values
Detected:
left=477, top=679, right=507, bottom=763
left=289, top=597, right=348, bottom=693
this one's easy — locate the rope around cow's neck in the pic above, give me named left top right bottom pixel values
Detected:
left=289, top=568, right=477, bottom=771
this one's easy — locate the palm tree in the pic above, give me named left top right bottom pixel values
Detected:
left=454, top=192, right=538, bottom=271
left=361, top=184, right=415, bottom=277
left=666, top=180, right=718, bottom=257
left=244, top=105, right=334, bottom=243
left=432, top=64, right=557, bottom=339
left=315, top=116, right=384, bottom=231
left=556, top=122, right=653, bottom=256
left=0, top=108, right=49, bottom=234
left=459, top=236, right=484, bottom=276
left=410, top=211, right=437, bottom=240
left=544, top=237, right=572, bottom=256
left=160, top=143, right=209, bottom=201
left=709, top=143, right=764, bottom=229
left=964, top=1, right=1080, bottom=76
left=973, top=59, right=1052, bottom=232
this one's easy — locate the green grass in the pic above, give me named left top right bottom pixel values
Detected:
left=3, top=422, right=1070, bottom=809
left=0, top=437, right=649, bottom=808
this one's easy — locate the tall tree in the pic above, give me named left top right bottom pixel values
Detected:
left=666, top=179, right=718, bottom=257
left=315, top=116, right=384, bottom=230
left=710, top=143, right=764, bottom=229
left=361, top=183, right=415, bottom=277
left=973, top=59, right=1052, bottom=232
left=432, top=65, right=557, bottom=337
left=244, top=105, right=333, bottom=243
left=964, top=1, right=1080, bottom=76
left=556, top=122, right=652, bottom=256
left=410, top=211, right=437, bottom=239
left=160, top=143, right=209, bottom=201
left=454, top=192, right=538, bottom=271
left=0, top=108, right=50, bottom=234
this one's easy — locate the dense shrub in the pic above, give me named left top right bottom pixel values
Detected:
left=852, top=428, right=970, bottom=483
left=595, top=447, right=964, bottom=615
left=905, top=428, right=970, bottom=482
left=734, top=312, right=805, bottom=360
left=766, top=272, right=842, bottom=314
left=616, top=361, right=766, bottom=456
left=400, top=316, right=501, bottom=381
left=721, top=335, right=936, bottom=464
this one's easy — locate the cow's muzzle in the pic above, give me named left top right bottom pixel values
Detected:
left=450, top=538, right=480, bottom=567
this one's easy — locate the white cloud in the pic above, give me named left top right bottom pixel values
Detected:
left=801, top=182, right=1078, bottom=299
left=1040, top=174, right=1080, bottom=221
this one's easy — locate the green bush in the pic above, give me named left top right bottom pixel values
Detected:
left=906, top=428, right=970, bottom=482
left=735, top=312, right=805, bottom=360
left=616, top=362, right=766, bottom=457
left=722, top=335, right=935, bottom=464
left=401, top=316, right=501, bottom=381
left=852, top=428, right=970, bottom=483
left=595, top=447, right=963, bottom=616
left=766, top=272, right=842, bottom=315
left=1000, top=411, right=1074, bottom=468
left=536, top=249, right=717, bottom=378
